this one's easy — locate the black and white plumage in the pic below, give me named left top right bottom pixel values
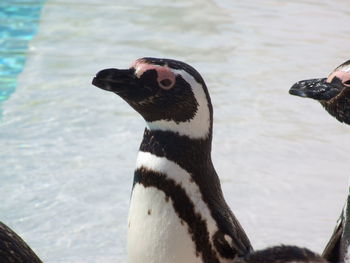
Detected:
left=0, top=221, right=42, bottom=263
left=93, top=57, right=252, bottom=263
left=289, top=59, right=350, bottom=263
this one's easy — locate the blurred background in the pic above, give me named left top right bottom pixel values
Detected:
left=1, top=0, right=349, bottom=262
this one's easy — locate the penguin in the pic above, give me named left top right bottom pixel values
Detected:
left=0, top=221, right=42, bottom=263
left=237, top=245, right=328, bottom=263
left=289, top=59, right=350, bottom=263
left=289, top=60, right=350, bottom=124
left=92, top=57, right=253, bottom=263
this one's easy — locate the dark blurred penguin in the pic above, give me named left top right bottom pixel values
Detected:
left=0, top=221, right=42, bottom=263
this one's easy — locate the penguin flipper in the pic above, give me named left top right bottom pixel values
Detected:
left=212, top=227, right=252, bottom=261
left=228, top=218, right=253, bottom=256
left=211, top=205, right=253, bottom=259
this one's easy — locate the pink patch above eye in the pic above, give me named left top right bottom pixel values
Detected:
left=327, top=70, right=350, bottom=86
left=131, top=59, right=176, bottom=90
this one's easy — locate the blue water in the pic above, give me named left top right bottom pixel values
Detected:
left=0, top=0, right=46, bottom=107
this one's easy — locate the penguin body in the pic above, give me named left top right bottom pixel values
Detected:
left=93, top=58, right=252, bottom=263
left=127, top=151, right=215, bottom=263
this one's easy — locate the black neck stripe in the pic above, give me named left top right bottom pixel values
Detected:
left=134, top=167, right=220, bottom=263
left=139, top=128, right=212, bottom=173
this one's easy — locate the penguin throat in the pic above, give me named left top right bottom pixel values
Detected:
left=139, top=128, right=213, bottom=174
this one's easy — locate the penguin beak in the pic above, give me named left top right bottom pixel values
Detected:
left=289, top=78, right=345, bottom=101
left=92, top=68, right=154, bottom=101
left=92, top=68, right=137, bottom=93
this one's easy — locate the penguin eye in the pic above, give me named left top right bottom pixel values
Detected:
left=344, top=79, right=350, bottom=86
left=160, top=78, right=173, bottom=88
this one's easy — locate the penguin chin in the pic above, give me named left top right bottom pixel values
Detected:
left=289, top=78, right=344, bottom=101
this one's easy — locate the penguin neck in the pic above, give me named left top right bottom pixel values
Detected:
left=138, top=128, right=213, bottom=173
left=322, top=88, right=350, bottom=125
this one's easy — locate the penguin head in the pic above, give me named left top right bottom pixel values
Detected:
left=289, top=60, right=350, bottom=124
left=93, top=57, right=212, bottom=139
left=289, top=60, right=350, bottom=101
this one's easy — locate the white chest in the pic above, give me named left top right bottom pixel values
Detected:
left=127, top=184, right=202, bottom=263
left=127, top=151, right=226, bottom=263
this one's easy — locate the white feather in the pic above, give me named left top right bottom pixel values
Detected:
left=128, top=184, right=202, bottom=263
